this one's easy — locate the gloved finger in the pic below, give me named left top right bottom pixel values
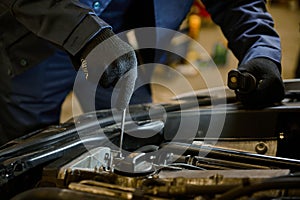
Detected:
left=236, top=75, right=285, bottom=107
left=100, top=52, right=136, bottom=88
left=114, top=67, right=138, bottom=110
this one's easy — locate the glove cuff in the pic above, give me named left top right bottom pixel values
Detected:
left=238, top=58, right=281, bottom=75
left=80, top=28, right=115, bottom=59
left=70, top=28, right=114, bottom=70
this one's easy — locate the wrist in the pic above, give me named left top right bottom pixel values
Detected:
left=80, top=28, right=114, bottom=59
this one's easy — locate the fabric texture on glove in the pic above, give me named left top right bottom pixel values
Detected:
left=80, top=28, right=138, bottom=88
left=236, top=58, right=285, bottom=107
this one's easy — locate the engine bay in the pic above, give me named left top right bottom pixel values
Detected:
left=1, top=83, right=300, bottom=199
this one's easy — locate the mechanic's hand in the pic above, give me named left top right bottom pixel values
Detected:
left=234, top=58, right=285, bottom=107
left=80, top=28, right=137, bottom=88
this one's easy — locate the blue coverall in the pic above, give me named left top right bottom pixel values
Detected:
left=0, top=0, right=281, bottom=145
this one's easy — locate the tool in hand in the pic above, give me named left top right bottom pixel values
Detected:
left=119, top=108, right=126, bottom=158
left=115, top=68, right=137, bottom=158
left=227, top=69, right=257, bottom=94
left=81, top=43, right=137, bottom=158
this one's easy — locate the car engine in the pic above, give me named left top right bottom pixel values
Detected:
left=1, top=83, right=300, bottom=200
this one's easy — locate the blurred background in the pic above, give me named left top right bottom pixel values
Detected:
left=60, top=0, right=300, bottom=122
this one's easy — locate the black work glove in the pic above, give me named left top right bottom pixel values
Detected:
left=80, top=28, right=137, bottom=88
left=235, top=58, right=285, bottom=107
left=79, top=28, right=138, bottom=110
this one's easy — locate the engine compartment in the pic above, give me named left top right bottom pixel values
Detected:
left=1, top=85, right=300, bottom=199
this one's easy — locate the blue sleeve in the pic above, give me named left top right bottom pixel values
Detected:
left=202, top=0, right=281, bottom=67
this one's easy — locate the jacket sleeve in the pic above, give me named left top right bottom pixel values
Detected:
left=201, top=0, right=281, bottom=67
left=1, top=0, right=111, bottom=56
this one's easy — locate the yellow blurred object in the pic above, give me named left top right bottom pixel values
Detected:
left=188, top=14, right=201, bottom=39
